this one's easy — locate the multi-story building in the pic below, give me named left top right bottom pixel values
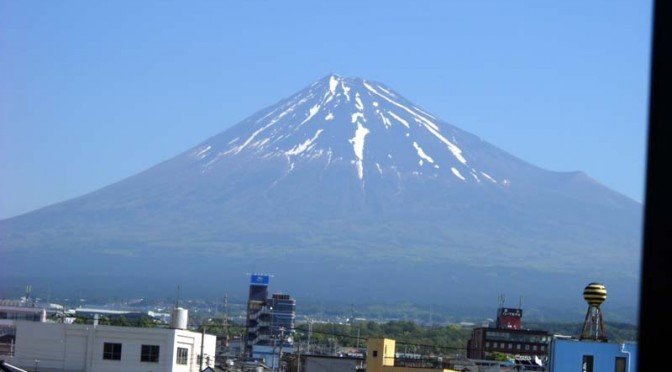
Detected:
left=245, top=274, right=272, bottom=354
left=366, top=338, right=460, bottom=372
left=466, top=299, right=550, bottom=369
left=245, top=274, right=296, bottom=370
left=1, top=299, right=66, bottom=359
left=0, top=299, right=64, bottom=327
left=4, top=307, right=216, bottom=372
left=269, top=293, right=296, bottom=342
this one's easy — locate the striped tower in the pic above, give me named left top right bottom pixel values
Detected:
left=580, top=282, right=608, bottom=341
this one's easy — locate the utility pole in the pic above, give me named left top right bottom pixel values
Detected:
left=296, top=334, right=301, bottom=372
left=200, top=327, right=205, bottom=371
left=306, top=320, right=312, bottom=355
left=356, top=326, right=360, bottom=350
left=277, top=327, right=286, bottom=372
left=272, top=336, right=277, bottom=370
left=270, top=305, right=276, bottom=369
left=223, top=293, right=229, bottom=349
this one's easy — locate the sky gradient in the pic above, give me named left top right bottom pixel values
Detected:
left=0, top=1, right=654, bottom=220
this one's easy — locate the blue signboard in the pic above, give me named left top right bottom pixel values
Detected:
left=250, top=274, right=270, bottom=286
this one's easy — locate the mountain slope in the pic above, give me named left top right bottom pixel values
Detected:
left=0, top=74, right=643, bottom=321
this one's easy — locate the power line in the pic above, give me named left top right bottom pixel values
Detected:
left=293, top=329, right=467, bottom=352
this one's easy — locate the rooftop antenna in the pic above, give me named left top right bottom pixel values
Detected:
left=24, top=285, right=32, bottom=301
left=498, top=294, right=506, bottom=308
left=223, top=293, right=229, bottom=327
left=222, top=293, right=230, bottom=346
left=175, top=285, right=181, bottom=310
left=519, top=296, right=523, bottom=309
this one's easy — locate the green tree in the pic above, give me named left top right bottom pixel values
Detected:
left=73, top=317, right=87, bottom=324
left=111, top=316, right=131, bottom=327
left=490, top=351, right=513, bottom=362
left=138, top=315, right=157, bottom=328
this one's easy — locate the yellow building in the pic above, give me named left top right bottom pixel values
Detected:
left=366, top=338, right=460, bottom=372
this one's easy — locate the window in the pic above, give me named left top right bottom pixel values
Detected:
left=103, top=342, right=122, bottom=360
left=582, top=355, right=594, bottom=372
left=141, top=345, right=160, bottom=363
left=615, top=357, right=626, bottom=372
left=372, top=350, right=378, bottom=357
left=176, top=347, right=189, bottom=365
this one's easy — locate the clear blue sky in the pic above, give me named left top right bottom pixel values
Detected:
left=0, top=1, right=653, bottom=220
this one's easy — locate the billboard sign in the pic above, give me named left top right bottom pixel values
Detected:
left=500, top=308, right=523, bottom=317
left=250, top=274, right=270, bottom=286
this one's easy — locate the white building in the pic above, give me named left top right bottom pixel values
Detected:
left=5, top=314, right=216, bottom=372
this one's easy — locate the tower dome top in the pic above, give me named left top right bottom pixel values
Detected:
left=583, top=282, right=607, bottom=306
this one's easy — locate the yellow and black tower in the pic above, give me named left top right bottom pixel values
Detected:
left=580, top=282, right=608, bottom=341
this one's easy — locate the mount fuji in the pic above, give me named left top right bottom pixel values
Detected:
left=0, top=74, right=643, bottom=321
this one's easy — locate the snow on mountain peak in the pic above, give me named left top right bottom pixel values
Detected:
left=190, top=74, right=501, bottom=186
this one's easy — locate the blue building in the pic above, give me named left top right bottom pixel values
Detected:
left=547, top=337, right=637, bottom=372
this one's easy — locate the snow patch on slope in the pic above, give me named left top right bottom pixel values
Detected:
left=193, top=145, right=212, bottom=160
left=299, top=104, right=321, bottom=126
left=363, top=81, right=467, bottom=165
left=387, top=111, right=410, bottom=128
left=413, top=142, right=434, bottom=165
left=451, top=167, right=466, bottom=181
left=285, top=129, right=324, bottom=156
left=350, top=122, right=370, bottom=180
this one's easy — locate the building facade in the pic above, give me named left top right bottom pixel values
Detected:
left=245, top=274, right=296, bottom=369
left=5, top=319, right=216, bottom=372
left=286, top=354, right=363, bottom=372
left=547, top=337, right=637, bottom=372
left=0, top=305, right=47, bottom=327
left=246, top=274, right=272, bottom=355
left=366, top=338, right=460, bottom=372
left=466, top=303, right=550, bottom=367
